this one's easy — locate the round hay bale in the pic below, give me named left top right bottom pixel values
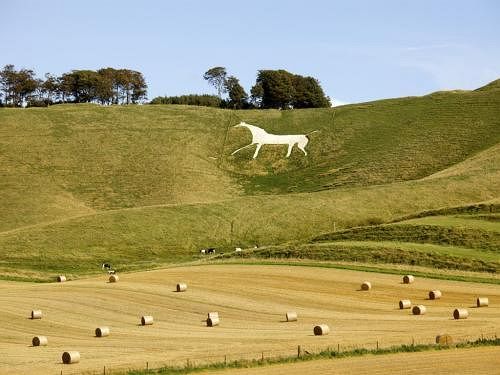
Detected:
left=313, top=324, right=330, bottom=336
left=109, top=274, right=119, bottom=283
left=436, top=334, right=453, bottom=345
left=429, top=290, right=442, bottom=300
left=412, top=305, right=426, bottom=315
left=361, top=281, right=371, bottom=291
left=95, top=326, right=110, bottom=337
left=31, top=309, right=42, bottom=319
left=57, top=275, right=66, bottom=283
left=399, top=299, right=411, bottom=309
left=476, top=297, right=489, bottom=307
left=32, top=336, right=48, bottom=346
left=141, top=315, right=154, bottom=325
left=453, top=308, right=468, bottom=320
left=207, top=317, right=219, bottom=327
left=286, top=311, right=298, bottom=322
left=403, top=275, right=415, bottom=284
left=62, top=351, right=80, bottom=364
left=207, top=312, right=219, bottom=319
left=176, top=283, right=187, bottom=292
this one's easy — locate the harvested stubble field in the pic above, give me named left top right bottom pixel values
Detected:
left=199, top=347, right=500, bottom=375
left=0, top=265, right=498, bottom=374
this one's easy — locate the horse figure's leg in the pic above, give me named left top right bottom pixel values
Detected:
left=253, top=143, right=262, bottom=158
left=297, top=137, right=308, bottom=156
left=286, top=142, right=295, bottom=158
left=232, top=143, right=254, bottom=155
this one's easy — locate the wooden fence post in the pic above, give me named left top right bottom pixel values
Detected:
left=297, top=345, right=301, bottom=358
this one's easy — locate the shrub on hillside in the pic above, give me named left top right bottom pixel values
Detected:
left=150, top=94, right=222, bottom=107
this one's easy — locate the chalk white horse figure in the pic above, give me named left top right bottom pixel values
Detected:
left=231, top=122, right=315, bottom=159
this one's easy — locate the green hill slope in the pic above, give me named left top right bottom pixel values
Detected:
left=226, top=86, right=500, bottom=193
left=0, top=80, right=499, bottom=280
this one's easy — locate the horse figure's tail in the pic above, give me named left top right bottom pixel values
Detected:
left=305, top=130, right=320, bottom=138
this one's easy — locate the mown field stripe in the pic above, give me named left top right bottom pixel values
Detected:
left=205, top=259, right=500, bottom=285
left=124, top=337, right=500, bottom=374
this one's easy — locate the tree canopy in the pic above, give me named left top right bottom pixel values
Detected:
left=203, top=67, right=227, bottom=98
left=0, top=65, right=148, bottom=106
left=251, top=70, right=330, bottom=109
left=225, top=76, right=248, bottom=109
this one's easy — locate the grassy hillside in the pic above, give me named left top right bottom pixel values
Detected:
left=0, top=80, right=499, bottom=280
left=226, top=86, right=500, bottom=193
left=0, top=105, right=239, bottom=231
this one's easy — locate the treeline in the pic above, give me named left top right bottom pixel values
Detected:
left=1, top=64, right=330, bottom=109
left=0, top=65, right=147, bottom=107
left=150, top=94, right=221, bottom=107
left=151, top=67, right=331, bottom=110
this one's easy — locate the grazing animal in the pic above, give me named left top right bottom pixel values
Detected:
left=232, top=122, right=317, bottom=159
left=102, top=263, right=116, bottom=274
left=235, top=247, right=242, bottom=252
left=200, top=249, right=206, bottom=255
left=206, top=248, right=216, bottom=254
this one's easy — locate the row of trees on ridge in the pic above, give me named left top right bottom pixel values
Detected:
left=0, top=65, right=147, bottom=106
left=152, top=67, right=331, bottom=109
left=1, top=64, right=330, bottom=109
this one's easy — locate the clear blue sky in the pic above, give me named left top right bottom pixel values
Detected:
left=3, top=0, right=499, bottom=104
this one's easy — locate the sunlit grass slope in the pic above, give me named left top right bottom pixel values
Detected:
left=0, top=105, right=239, bottom=231
left=0, top=81, right=499, bottom=280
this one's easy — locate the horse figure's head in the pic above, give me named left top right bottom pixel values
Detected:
left=233, top=121, right=247, bottom=128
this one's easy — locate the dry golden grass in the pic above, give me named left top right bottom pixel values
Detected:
left=200, top=347, right=500, bottom=375
left=0, top=265, right=498, bottom=374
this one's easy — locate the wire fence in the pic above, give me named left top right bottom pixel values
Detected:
left=57, top=331, right=498, bottom=375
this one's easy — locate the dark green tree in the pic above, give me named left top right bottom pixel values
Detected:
left=203, top=66, right=227, bottom=98
left=0, top=65, right=39, bottom=106
left=225, top=76, right=248, bottom=109
left=41, top=73, right=59, bottom=104
left=255, top=70, right=295, bottom=109
left=250, top=81, right=264, bottom=107
left=293, top=76, right=330, bottom=108
left=252, top=69, right=329, bottom=109
left=0, top=64, right=17, bottom=105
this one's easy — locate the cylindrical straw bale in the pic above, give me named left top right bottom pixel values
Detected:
left=429, top=290, right=442, bottom=300
left=62, top=351, right=80, bottom=364
left=207, top=312, right=219, bottom=319
left=176, top=283, right=187, bottom=292
left=109, top=274, right=119, bottom=283
left=32, top=336, right=48, bottom=346
left=476, top=297, right=489, bottom=307
left=31, top=310, right=42, bottom=319
left=95, top=326, right=110, bottom=337
left=412, top=305, right=426, bottom=315
left=313, top=324, right=330, bottom=336
left=207, top=317, right=220, bottom=327
left=436, top=334, right=453, bottom=345
left=141, top=315, right=154, bottom=325
left=286, top=311, right=298, bottom=322
left=453, top=308, right=468, bottom=320
left=399, top=300, right=411, bottom=309
left=361, top=281, right=371, bottom=291
left=57, top=275, right=66, bottom=282
left=403, top=275, right=415, bottom=284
